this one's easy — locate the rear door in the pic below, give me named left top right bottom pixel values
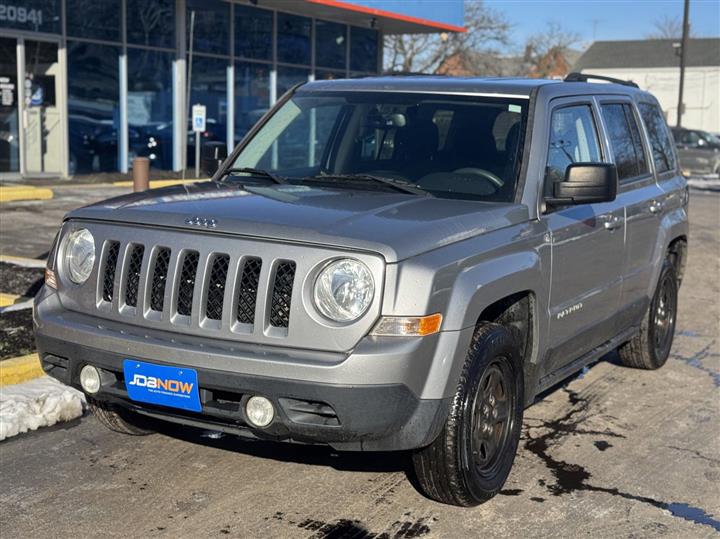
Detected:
left=541, top=98, right=625, bottom=375
left=597, top=99, right=664, bottom=329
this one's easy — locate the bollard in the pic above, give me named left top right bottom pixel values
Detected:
left=132, top=157, right=150, bottom=192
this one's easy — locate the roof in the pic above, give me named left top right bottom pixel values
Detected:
left=300, top=76, right=558, bottom=97
left=257, top=0, right=465, bottom=34
left=574, top=38, right=720, bottom=70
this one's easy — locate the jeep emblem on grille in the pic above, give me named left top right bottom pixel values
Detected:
left=185, top=216, right=218, bottom=228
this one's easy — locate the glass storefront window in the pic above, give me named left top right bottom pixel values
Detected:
left=315, top=70, right=345, bottom=81
left=188, top=56, right=227, bottom=165
left=277, top=66, right=309, bottom=98
left=0, top=0, right=60, bottom=34
left=235, top=5, right=272, bottom=61
left=0, top=37, right=19, bottom=173
left=350, top=27, right=378, bottom=72
left=67, top=41, right=119, bottom=173
left=128, top=48, right=173, bottom=170
left=277, top=13, right=311, bottom=65
left=187, top=0, right=229, bottom=56
left=315, top=20, right=346, bottom=70
left=127, top=0, right=175, bottom=49
left=234, top=61, right=269, bottom=143
left=67, top=0, right=121, bottom=42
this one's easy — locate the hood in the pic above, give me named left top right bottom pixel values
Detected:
left=67, top=181, right=529, bottom=262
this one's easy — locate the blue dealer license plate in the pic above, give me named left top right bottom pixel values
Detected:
left=123, top=360, right=201, bottom=412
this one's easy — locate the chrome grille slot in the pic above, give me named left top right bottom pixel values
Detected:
left=149, top=247, right=171, bottom=312
left=124, top=244, right=145, bottom=308
left=176, top=251, right=199, bottom=316
left=205, top=254, right=230, bottom=321
left=236, top=257, right=262, bottom=326
left=269, top=261, right=296, bottom=328
left=102, top=241, right=120, bottom=302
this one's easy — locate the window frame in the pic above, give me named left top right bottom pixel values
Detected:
left=543, top=98, right=607, bottom=201
left=636, top=99, right=678, bottom=179
left=596, top=97, right=653, bottom=186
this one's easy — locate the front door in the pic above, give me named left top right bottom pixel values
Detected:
left=542, top=100, right=625, bottom=376
left=22, top=39, right=62, bottom=174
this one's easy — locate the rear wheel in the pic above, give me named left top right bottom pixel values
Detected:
left=412, top=323, right=524, bottom=506
left=618, top=260, right=678, bottom=370
left=87, top=397, right=155, bottom=436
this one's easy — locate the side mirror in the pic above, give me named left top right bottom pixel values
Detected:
left=547, top=163, right=618, bottom=206
left=200, top=142, right=228, bottom=177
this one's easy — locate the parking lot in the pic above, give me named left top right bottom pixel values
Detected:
left=0, top=186, right=718, bottom=538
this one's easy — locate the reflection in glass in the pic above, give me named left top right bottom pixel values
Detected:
left=601, top=103, right=648, bottom=181
left=67, top=0, right=120, bottom=41
left=315, top=20, right=347, bottom=70
left=639, top=103, right=676, bottom=173
left=277, top=66, right=309, bottom=98
left=186, top=0, right=229, bottom=55
left=546, top=105, right=601, bottom=185
left=277, top=13, right=311, bottom=65
left=315, top=70, right=346, bottom=81
left=128, top=49, right=174, bottom=170
left=127, top=0, right=175, bottom=48
left=235, top=5, right=272, bottom=61
left=0, top=37, right=19, bottom=172
left=235, top=62, right=270, bottom=143
left=0, top=0, right=60, bottom=34
left=67, top=41, right=119, bottom=173
left=350, top=27, right=378, bottom=72
left=188, top=56, right=227, bottom=166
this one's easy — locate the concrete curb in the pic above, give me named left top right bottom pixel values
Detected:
left=0, top=354, right=44, bottom=387
left=0, top=185, right=54, bottom=203
left=0, top=255, right=47, bottom=268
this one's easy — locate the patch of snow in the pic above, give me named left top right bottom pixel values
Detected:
left=0, top=376, right=85, bottom=441
left=687, top=176, right=720, bottom=192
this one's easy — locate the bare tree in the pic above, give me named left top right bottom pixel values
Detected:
left=523, top=21, right=580, bottom=78
left=647, top=15, right=688, bottom=39
left=383, top=1, right=510, bottom=74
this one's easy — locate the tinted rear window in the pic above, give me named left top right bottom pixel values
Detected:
left=639, top=103, right=676, bottom=173
left=601, top=103, right=649, bottom=182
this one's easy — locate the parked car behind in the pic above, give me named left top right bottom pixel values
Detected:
left=671, top=127, right=720, bottom=176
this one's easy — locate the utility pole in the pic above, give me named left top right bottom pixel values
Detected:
left=676, top=0, right=690, bottom=127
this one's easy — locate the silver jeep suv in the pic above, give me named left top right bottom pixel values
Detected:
left=35, top=74, right=688, bottom=506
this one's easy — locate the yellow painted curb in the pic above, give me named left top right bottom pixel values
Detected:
left=0, top=185, right=54, bottom=203
left=0, top=293, right=21, bottom=307
left=0, top=353, right=44, bottom=387
left=112, top=178, right=206, bottom=188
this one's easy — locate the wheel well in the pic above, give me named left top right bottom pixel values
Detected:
left=477, top=291, right=535, bottom=370
left=667, top=236, right=687, bottom=285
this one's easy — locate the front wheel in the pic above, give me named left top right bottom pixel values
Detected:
left=87, top=397, right=155, bottom=436
left=412, top=323, right=524, bottom=506
left=618, top=260, right=678, bottom=370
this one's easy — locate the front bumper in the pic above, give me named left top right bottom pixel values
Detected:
left=35, top=288, right=470, bottom=451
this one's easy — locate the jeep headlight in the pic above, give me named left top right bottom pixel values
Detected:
left=313, top=259, right=374, bottom=323
left=64, top=228, right=95, bottom=284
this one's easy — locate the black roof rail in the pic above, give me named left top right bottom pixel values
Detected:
left=564, top=72, right=639, bottom=88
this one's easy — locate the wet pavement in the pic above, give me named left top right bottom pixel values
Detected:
left=0, top=189, right=718, bottom=538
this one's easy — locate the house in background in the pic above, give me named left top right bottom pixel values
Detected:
left=573, top=38, right=720, bottom=132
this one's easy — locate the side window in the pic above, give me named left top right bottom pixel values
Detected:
left=639, top=102, right=677, bottom=173
left=600, top=103, right=649, bottom=182
left=545, top=105, right=602, bottom=187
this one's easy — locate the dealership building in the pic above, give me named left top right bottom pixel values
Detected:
left=0, top=0, right=464, bottom=178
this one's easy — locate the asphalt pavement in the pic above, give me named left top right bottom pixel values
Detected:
left=0, top=187, right=718, bottom=538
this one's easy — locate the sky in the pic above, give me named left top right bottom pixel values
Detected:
left=484, top=0, right=720, bottom=50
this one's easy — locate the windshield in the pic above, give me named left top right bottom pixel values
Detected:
left=228, top=91, right=528, bottom=202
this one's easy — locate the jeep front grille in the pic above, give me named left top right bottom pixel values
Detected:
left=96, top=240, right=297, bottom=333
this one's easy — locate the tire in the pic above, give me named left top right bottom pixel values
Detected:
left=412, top=323, right=524, bottom=506
left=618, top=260, right=678, bottom=370
left=87, top=397, right=155, bottom=436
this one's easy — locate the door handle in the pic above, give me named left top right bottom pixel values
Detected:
left=603, top=215, right=623, bottom=231
left=649, top=200, right=664, bottom=214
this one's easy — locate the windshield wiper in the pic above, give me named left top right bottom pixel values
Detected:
left=301, top=172, right=431, bottom=196
left=224, top=167, right=288, bottom=185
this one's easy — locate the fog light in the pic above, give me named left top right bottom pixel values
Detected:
left=80, top=365, right=101, bottom=394
left=245, top=396, right=274, bottom=428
